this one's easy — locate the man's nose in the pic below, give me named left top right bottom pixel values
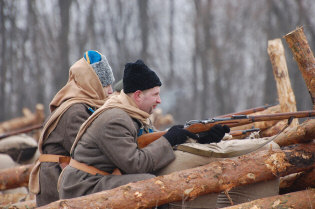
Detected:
left=156, top=96, right=161, bottom=104
left=107, top=85, right=113, bottom=94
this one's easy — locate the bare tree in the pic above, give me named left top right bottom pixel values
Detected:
left=138, top=0, right=149, bottom=61
left=0, top=0, right=7, bottom=120
left=166, top=0, right=175, bottom=86
left=55, top=0, right=72, bottom=91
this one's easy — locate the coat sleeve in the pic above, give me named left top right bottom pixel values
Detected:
left=94, top=109, right=175, bottom=174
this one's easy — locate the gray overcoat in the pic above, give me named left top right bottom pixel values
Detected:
left=37, top=103, right=92, bottom=206
left=59, top=108, right=175, bottom=199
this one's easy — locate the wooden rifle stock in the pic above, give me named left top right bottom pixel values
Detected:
left=229, top=128, right=260, bottom=137
left=137, top=110, right=315, bottom=148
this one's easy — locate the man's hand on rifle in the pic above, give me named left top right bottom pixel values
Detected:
left=163, top=125, right=198, bottom=146
left=197, top=124, right=230, bottom=144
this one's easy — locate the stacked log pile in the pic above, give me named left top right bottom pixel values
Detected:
left=0, top=27, right=314, bottom=209
left=0, top=105, right=44, bottom=207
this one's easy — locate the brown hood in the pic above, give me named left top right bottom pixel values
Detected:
left=49, top=58, right=107, bottom=112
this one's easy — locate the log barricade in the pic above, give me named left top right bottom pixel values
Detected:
left=36, top=142, right=314, bottom=209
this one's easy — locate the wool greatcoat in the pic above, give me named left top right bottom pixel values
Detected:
left=58, top=107, right=175, bottom=199
left=29, top=56, right=109, bottom=207
left=37, top=104, right=92, bottom=206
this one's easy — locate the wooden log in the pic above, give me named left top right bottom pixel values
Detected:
left=37, top=142, right=315, bottom=209
left=149, top=108, right=174, bottom=130
left=222, top=189, right=315, bottom=209
left=230, top=104, right=281, bottom=132
left=0, top=193, right=29, bottom=205
left=1, top=199, right=36, bottom=209
left=0, top=104, right=45, bottom=134
left=274, top=120, right=315, bottom=147
left=261, top=38, right=300, bottom=137
left=0, top=164, right=34, bottom=191
left=260, top=120, right=288, bottom=137
left=0, top=124, right=43, bottom=140
left=267, top=38, right=298, bottom=126
left=280, top=168, right=315, bottom=194
left=284, top=26, right=315, bottom=109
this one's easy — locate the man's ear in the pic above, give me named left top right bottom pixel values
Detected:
left=133, top=90, right=143, bottom=103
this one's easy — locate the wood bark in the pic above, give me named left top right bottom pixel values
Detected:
left=280, top=168, right=315, bottom=194
left=274, top=120, right=315, bottom=147
left=0, top=164, right=34, bottom=191
left=38, top=143, right=315, bottom=209
left=0, top=104, right=45, bottom=134
left=222, top=189, right=315, bottom=209
left=267, top=38, right=298, bottom=126
left=230, top=104, right=281, bottom=132
left=284, top=26, right=315, bottom=109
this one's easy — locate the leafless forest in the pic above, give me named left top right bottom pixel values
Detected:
left=1, top=0, right=315, bottom=124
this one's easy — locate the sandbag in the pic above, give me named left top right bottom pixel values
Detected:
left=0, top=154, right=17, bottom=170
left=0, top=134, right=38, bottom=164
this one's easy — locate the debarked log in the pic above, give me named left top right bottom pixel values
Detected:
left=222, top=188, right=315, bottom=209
left=280, top=168, right=315, bottom=194
left=1, top=199, right=36, bottom=209
left=284, top=26, right=315, bottom=108
left=267, top=38, right=298, bottom=127
left=0, top=104, right=44, bottom=134
left=274, top=119, right=315, bottom=147
left=0, top=193, right=29, bottom=205
left=0, top=164, right=34, bottom=191
left=38, top=142, right=315, bottom=209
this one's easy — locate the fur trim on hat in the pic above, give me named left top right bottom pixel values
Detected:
left=84, top=51, right=115, bottom=87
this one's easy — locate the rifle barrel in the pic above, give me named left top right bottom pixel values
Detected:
left=216, top=104, right=275, bottom=118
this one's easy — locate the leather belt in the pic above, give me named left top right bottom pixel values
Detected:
left=39, top=154, right=71, bottom=164
left=69, top=158, right=121, bottom=176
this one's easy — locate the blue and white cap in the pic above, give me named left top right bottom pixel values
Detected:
left=84, top=50, right=115, bottom=87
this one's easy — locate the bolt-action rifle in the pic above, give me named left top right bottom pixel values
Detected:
left=137, top=110, right=315, bottom=148
left=0, top=123, right=43, bottom=140
left=229, top=128, right=260, bottom=137
left=216, top=104, right=275, bottom=118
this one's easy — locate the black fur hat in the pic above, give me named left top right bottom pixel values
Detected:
left=123, top=60, right=162, bottom=93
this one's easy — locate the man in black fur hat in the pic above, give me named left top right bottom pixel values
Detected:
left=59, top=60, right=229, bottom=201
